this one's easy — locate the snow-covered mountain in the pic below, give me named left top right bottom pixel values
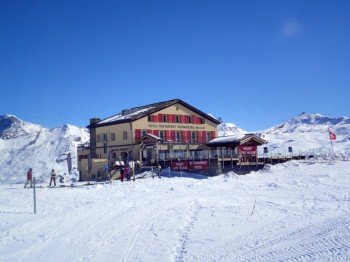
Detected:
left=218, top=122, right=246, bottom=137
left=219, top=113, right=350, bottom=157
left=0, top=115, right=89, bottom=184
left=260, top=113, right=350, bottom=156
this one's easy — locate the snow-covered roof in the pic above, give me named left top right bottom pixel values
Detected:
left=89, top=99, right=221, bottom=127
left=142, top=133, right=161, bottom=140
left=207, top=134, right=242, bottom=144
left=99, top=107, right=155, bottom=124
left=207, top=134, right=267, bottom=147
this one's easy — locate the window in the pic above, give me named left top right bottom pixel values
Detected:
left=148, top=115, right=152, bottom=122
left=206, top=132, right=212, bottom=141
left=97, top=135, right=101, bottom=142
left=141, top=130, right=147, bottom=137
left=175, top=131, right=181, bottom=142
left=175, top=115, right=181, bottom=123
left=123, top=131, right=128, bottom=140
left=111, top=133, right=115, bottom=141
left=189, top=116, right=194, bottom=124
left=191, top=132, right=197, bottom=143
left=103, top=134, right=108, bottom=141
left=199, top=118, right=205, bottom=124
left=162, top=114, right=168, bottom=122
left=158, top=130, right=165, bottom=141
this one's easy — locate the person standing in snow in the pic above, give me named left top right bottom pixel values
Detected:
left=24, top=168, right=33, bottom=188
left=120, top=167, right=125, bottom=182
left=49, top=169, right=57, bottom=187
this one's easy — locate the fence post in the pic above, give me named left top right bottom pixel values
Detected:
left=33, top=177, right=36, bottom=214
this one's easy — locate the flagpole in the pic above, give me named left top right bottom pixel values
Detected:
left=328, top=127, right=335, bottom=160
left=330, top=139, right=335, bottom=159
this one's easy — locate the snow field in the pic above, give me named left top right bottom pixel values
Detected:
left=0, top=160, right=350, bottom=261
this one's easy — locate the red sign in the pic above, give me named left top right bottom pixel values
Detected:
left=238, top=145, right=257, bottom=155
left=189, top=160, right=208, bottom=170
left=171, top=161, right=189, bottom=171
left=171, top=160, right=208, bottom=171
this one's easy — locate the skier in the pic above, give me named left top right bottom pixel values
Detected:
left=49, top=169, right=57, bottom=187
left=120, top=167, right=125, bottom=182
left=24, top=168, right=33, bottom=188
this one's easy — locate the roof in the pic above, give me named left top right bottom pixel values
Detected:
left=138, top=133, right=162, bottom=142
left=88, top=98, right=221, bottom=128
left=207, top=133, right=267, bottom=147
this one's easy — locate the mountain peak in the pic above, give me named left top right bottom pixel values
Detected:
left=290, top=112, right=349, bottom=126
left=0, top=114, right=43, bottom=139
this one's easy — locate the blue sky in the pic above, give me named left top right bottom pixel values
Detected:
left=1, top=0, right=349, bottom=131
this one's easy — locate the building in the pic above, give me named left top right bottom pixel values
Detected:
left=78, top=99, right=221, bottom=179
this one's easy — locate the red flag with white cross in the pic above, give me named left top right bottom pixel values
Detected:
left=328, top=128, right=336, bottom=141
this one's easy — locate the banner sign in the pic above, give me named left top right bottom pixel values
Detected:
left=171, top=161, right=189, bottom=171
left=189, top=160, right=208, bottom=170
left=171, top=160, right=208, bottom=171
left=238, top=145, right=257, bottom=155
left=67, top=153, right=72, bottom=174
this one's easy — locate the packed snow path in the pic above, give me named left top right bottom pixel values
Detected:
left=0, top=161, right=349, bottom=261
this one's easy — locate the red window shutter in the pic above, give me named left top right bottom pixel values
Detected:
left=194, top=116, right=199, bottom=124
left=151, top=115, right=157, bottom=122
left=158, top=114, right=163, bottom=122
left=180, top=115, right=185, bottom=123
left=211, top=131, right=216, bottom=139
left=135, top=129, right=141, bottom=140
left=147, top=130, right=152, bottom=134
left=169, top=114, right=175, bottom=123
left=170, top=130, right=175, bottom=141
left=187, top=131, right=191, bottom=142
left=165, top=130, right=170, bottom=141
left=202, top=131, right=206, bottom=142
left=182, top=131, right=187, bottom=142
left=184, top=115, right=189, bottom=123
left=153, top=130, right=158, bottom=136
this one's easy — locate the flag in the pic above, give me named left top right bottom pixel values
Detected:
left=67, top=153, right=72, bottom=174
left=329, top=128, right=336, bottom=141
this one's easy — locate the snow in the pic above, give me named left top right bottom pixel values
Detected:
left=0, top=160, right=349, bottom=261
left=207, top=134, right=243, bottom=144
left=98, top=107, right=155, bottom=124
left=0, top=116, right=89, bottom=184
left=219, top=113, right=350, bottom=157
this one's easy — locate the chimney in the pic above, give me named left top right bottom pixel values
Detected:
left=89, top=118, right=100, bottom=125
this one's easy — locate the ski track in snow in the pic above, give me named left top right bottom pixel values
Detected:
left=0, top=161, right=350, bottom=261
left=173, top=200, right=201, bottom=262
